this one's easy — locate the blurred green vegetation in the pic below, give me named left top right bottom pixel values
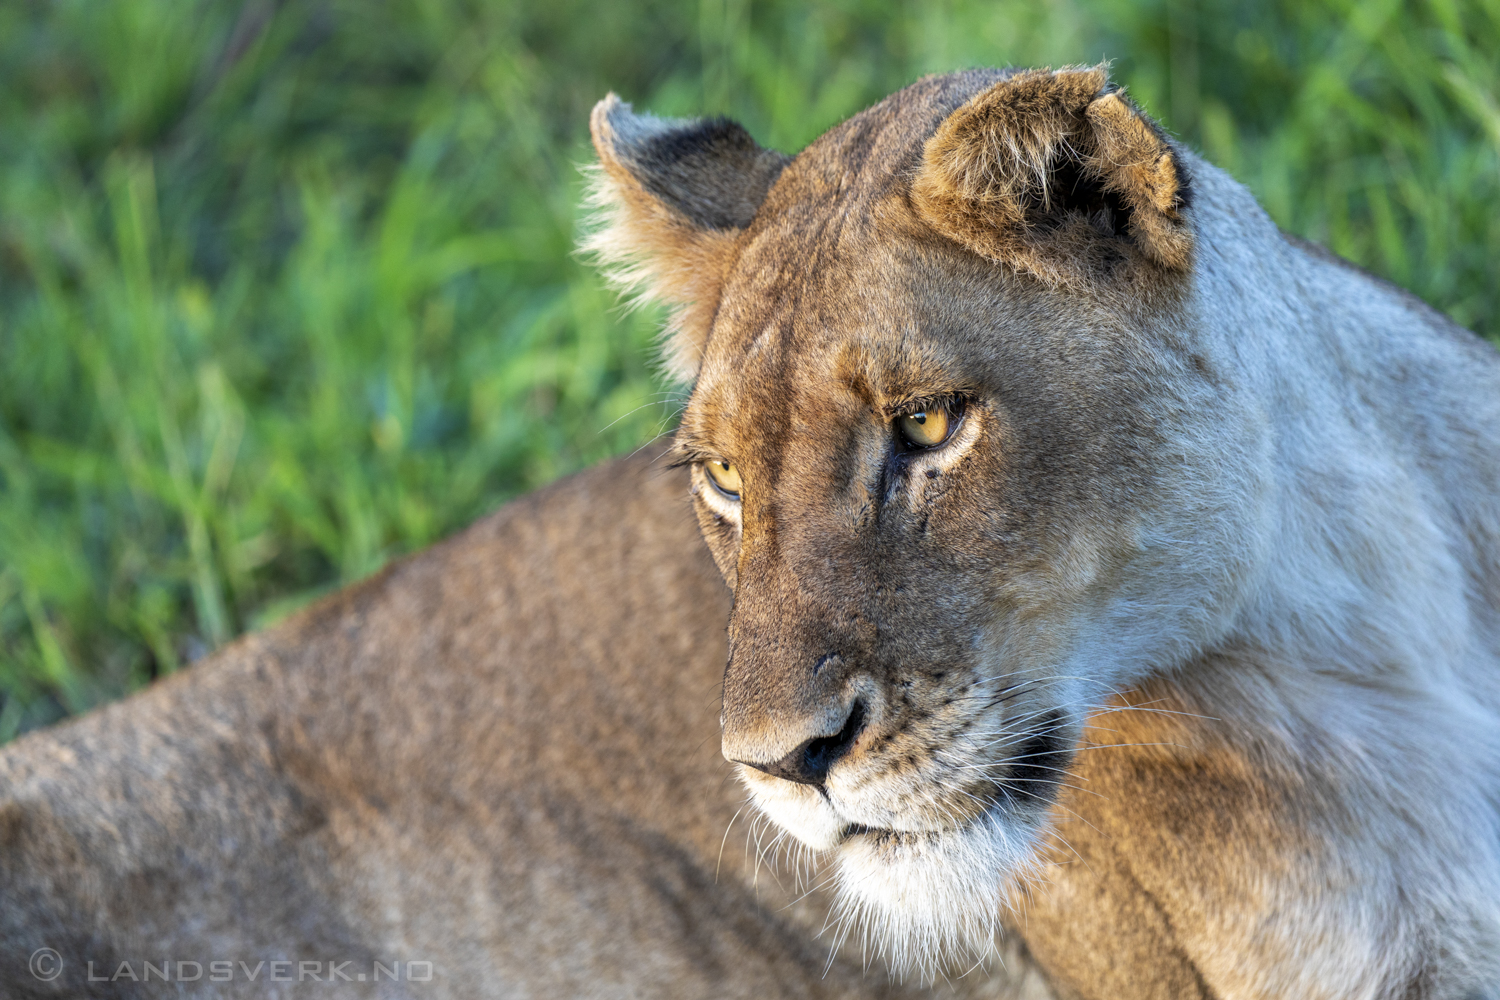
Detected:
left=0, top=0, right=1495, bottom=740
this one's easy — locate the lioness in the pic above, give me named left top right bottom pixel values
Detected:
left=587, top=65, right=1500, bottom=995
left=0, top=65, right=1496, bottom=1000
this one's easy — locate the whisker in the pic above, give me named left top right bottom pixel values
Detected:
left=716, top=805, right=745, bottom=883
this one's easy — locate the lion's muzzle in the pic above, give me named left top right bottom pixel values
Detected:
left=733, top=698, right=866, bottom=786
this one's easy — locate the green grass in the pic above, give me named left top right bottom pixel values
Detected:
left=0, top=0, right=1496, bottom=741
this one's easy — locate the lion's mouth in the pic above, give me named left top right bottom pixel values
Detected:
left=832, top=710, right=1072, bottom=848
left=835, top=823, right=934, bottom=852
left=835, top=813, right=983, bottom=848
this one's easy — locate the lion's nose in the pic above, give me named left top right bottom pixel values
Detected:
left=736, top=700, right=865, bottom=786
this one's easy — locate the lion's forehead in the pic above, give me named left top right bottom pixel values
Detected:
left=690, top=253, right=1049, bottom=475
left=696, top=242, right=988, bottom=417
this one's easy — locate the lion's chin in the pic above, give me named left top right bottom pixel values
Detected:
left=827, top=812, right=1038, bottom=978
left=743, top=772, right=1039, bottom=979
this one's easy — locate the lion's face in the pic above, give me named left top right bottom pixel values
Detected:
left=589, top=67, right=1267, bottom=971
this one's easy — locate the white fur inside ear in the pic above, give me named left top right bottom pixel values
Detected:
left=584, top=95, right=790, bottom=384
left=579, top=162, right=727, bottom=384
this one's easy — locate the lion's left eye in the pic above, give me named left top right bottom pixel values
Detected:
left=897, top=402, right=961, bottom=449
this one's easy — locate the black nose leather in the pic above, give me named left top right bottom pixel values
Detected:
left=739, top=701, right=866, bottom=787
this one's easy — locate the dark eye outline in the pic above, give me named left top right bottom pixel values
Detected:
left=702, top=459, right=742, bottom=500
left=894, top=397, right=966, bottom=451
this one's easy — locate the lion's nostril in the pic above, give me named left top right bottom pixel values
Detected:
left=742, top=701, right=866, bottom=787
left=801, top=701, right=865, bottom=779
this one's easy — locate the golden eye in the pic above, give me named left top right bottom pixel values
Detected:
left=897, top=404, right=956, bottom=448
left=704, top=459, right=743, bottom=498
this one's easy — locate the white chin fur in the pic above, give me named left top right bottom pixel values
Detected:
left=744, top=771, right=1038, bottom=979
left=829, top=813, right=1038, bottom=979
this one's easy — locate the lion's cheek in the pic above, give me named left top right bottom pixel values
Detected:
left=739, top=769, right=846, bottom=851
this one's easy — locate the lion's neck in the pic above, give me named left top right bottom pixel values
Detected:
left=1192, top=163, right=1500, bottom=713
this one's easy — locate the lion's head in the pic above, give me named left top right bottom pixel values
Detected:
left=588, top=67, right=1271, bottom=973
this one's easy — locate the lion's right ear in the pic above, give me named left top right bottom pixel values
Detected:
left=585, top=95, right=790, bottom=382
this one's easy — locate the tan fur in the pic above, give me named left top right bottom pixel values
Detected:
left=911, top=67, right=1193, bottom=284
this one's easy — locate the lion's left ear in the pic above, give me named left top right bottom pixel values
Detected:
left=586, top=95, right=790, bottom=381
left=912, top=66, right=1194, bottom=284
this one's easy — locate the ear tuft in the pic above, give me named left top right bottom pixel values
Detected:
left=911, top=67, right=1193, bottom=284
left=584, top=95, right=789, bottom=382
left=1082, top=91, right=1193, bottom=270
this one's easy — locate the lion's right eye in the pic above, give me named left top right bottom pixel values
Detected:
left=704, top=459, right=743, bottom=499
left=896, top=400, right=962, bottom=449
